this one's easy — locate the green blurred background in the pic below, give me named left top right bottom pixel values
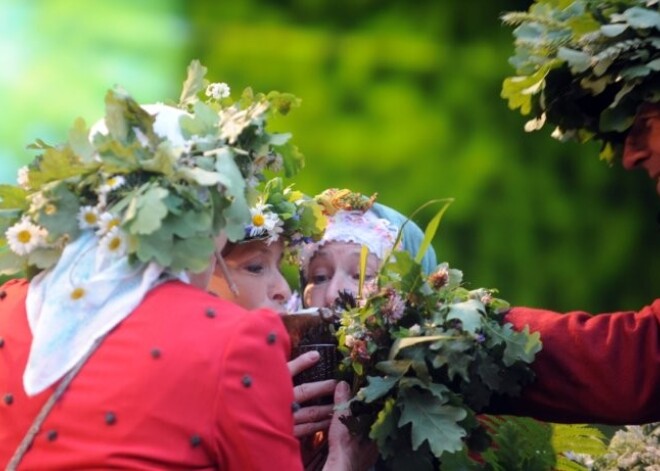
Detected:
left=1, top=0, right=657, bottom=313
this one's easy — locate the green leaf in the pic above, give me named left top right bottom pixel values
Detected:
left=358, top=245, right=368, bottom=298
left=0, top=250, right=25, bottom=276
left=170, top=235, right=215, bottom=273
left=277, top=140, right=305, bottom=177
left=214, top=149, right=250, bottom=241
left=35, top=184, right=81, bottom=241
left=398, top=377, right=449, bottom=402
left=647, top=58, right=660, bottom=71
left=389, top=334, right=455, bottom=361
left=27, top=248, right=61, bottom=270
left=179, top=59, right=207, bottom=107
left=502, top=324, right=542, bottom=366
left=29, top=147, right=85, bottom=188
left=135, top=229, right=173, bottom=267
left=447, top=299, right=485, bottom=333
left=141, top=144, right=178, bottom=177
left=180, top=100, right=218, bottom=137
left=623, top=7, right=660, bottom=30
left=0, top=185, right=29, bottom=210
left=501, top=64, right=555, bottom=115
left=126, top=187, right=169, bottom=235
left=68, top=117, right=95, bottom=162
left=369, top=397, right=399, bottom=455
left=557, top=47, right=591, bottom=74
left=360, top=375, right=401, bottom=403
left=600, top=23, right=628, bottom=37
left=599, top=104, right=636, bottom=133
left=398, top=388, right=467, bottom=458
left=177, top=167, right=224, bottom=186
left=415, top=199, right=453, bottom=265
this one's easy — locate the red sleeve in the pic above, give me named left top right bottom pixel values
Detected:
left=213, top=308, right=302, bottom=471
left=492, top=300, right=660, bottom=424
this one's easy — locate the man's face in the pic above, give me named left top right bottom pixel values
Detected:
left=623, top=103, right=660, bottom=194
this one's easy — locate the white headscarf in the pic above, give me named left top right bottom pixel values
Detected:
left=23, top=104, right=187, bottom=396
left=300, top=209, right=399, bottom=274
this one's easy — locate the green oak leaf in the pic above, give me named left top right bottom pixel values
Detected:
left=68, top=117, right=95, bottom=162
left=398, top=388, right=467, bottom=458
left=502, top=324, right=542, bottom=366
left=179, top=60, right=207, bottom=107
left=277, top=140, right=305, bottom=178
left=135, top=230, right=173, bottom=267
left=35, top=184, right=81, bottom=240
left=369, top=397, right=399, bottom=457
left=447, top=299, right=485, bottom=333
left=359, top=375, right=401, bottom=403
left=126, top=187, right=169, bottom=235
left=0, top=185, right=29, bottom=210
left=170, top=236, right=215, bottom=273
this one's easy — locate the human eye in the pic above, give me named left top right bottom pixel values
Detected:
left=309, top=266, right=330, bottom=284
left=243, top=262, right=265, bottom=275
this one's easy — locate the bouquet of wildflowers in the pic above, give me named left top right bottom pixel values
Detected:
left=335, top=247, right=542, bottom=469
left=0, top=60, right=304, bottom=278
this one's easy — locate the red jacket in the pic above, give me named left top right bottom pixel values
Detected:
left=0, top=278, right=302, bottom=470
left=493, top=300, right=660, bottom=424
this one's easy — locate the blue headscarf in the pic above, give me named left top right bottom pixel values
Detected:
left=370, top=202, right=438, bottom=275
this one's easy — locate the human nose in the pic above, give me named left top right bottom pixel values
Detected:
left=324, top=273, right=355, bottom=308
left=270, top=271, right=292, bottom=304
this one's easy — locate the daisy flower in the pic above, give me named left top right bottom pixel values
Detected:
left=96, top=212, right=121, bottom=236
left=205, top=82, right=231, bottom=100
left=5, top=218, right=48, bottom=256
left=77, top=206, right=101, bottom=230
left=98, top=175, right=126, bottom=195
left=247, top=203, right=273, bottom=238
left=17, top=166, right=30, bottom=189
left=99, top=226, right=128, bottom=258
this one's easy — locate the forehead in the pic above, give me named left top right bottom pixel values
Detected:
left=310, top=241, right=380, bottom=265
left=227, top=239, right=284, bottom=259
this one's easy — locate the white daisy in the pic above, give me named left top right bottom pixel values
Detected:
left=17, top=166, right=30, bottom=189
left=99, top=226, right=128, bottom=258
left=205, top=82, right=231, bottom=100
left=96, top=212, right=121, bottom=236
left=98, top=175, right=126, bottom=194
left=5, top=218, right=48, bottom=256
left=77, top=206, right=101, bottom=230
left=247, top=203, right=283, bottom=241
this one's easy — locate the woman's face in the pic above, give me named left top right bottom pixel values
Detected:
left=303, top=241, right=380, bottom=308
left=209, top=239, right=292, bottom=313
left=623, top=105, right=660, bottom=194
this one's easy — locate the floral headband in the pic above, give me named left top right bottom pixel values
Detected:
left=0, top=60, right=305, bottom=277
left=242, top=177, right=326, bottom=246
left=300, top=189, right=399, bottom=273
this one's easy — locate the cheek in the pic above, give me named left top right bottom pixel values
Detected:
left=303, top=283, right=326, bottom=308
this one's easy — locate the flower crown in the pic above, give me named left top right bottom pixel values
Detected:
left=243, top=177, right=326, bottom=246
left=0, top=60, right=305, bottom=277
left=502, top=0, right=660, bottom=162
left=315, top=188, right=377, bottom=215
left=300, top=189, right=399, bottom=272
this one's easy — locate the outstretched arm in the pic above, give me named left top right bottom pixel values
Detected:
left=493, top=299, right=660, bottom=424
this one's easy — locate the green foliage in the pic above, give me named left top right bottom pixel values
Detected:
left=337, top=217, right=541, bottom=466
left=481, top=416, right=556, bottom=471
left=552, top=423, right=607, bottom=471
left=502, top=0, right=660, bottom=162
left=0, top=61, right=305, bottom=277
